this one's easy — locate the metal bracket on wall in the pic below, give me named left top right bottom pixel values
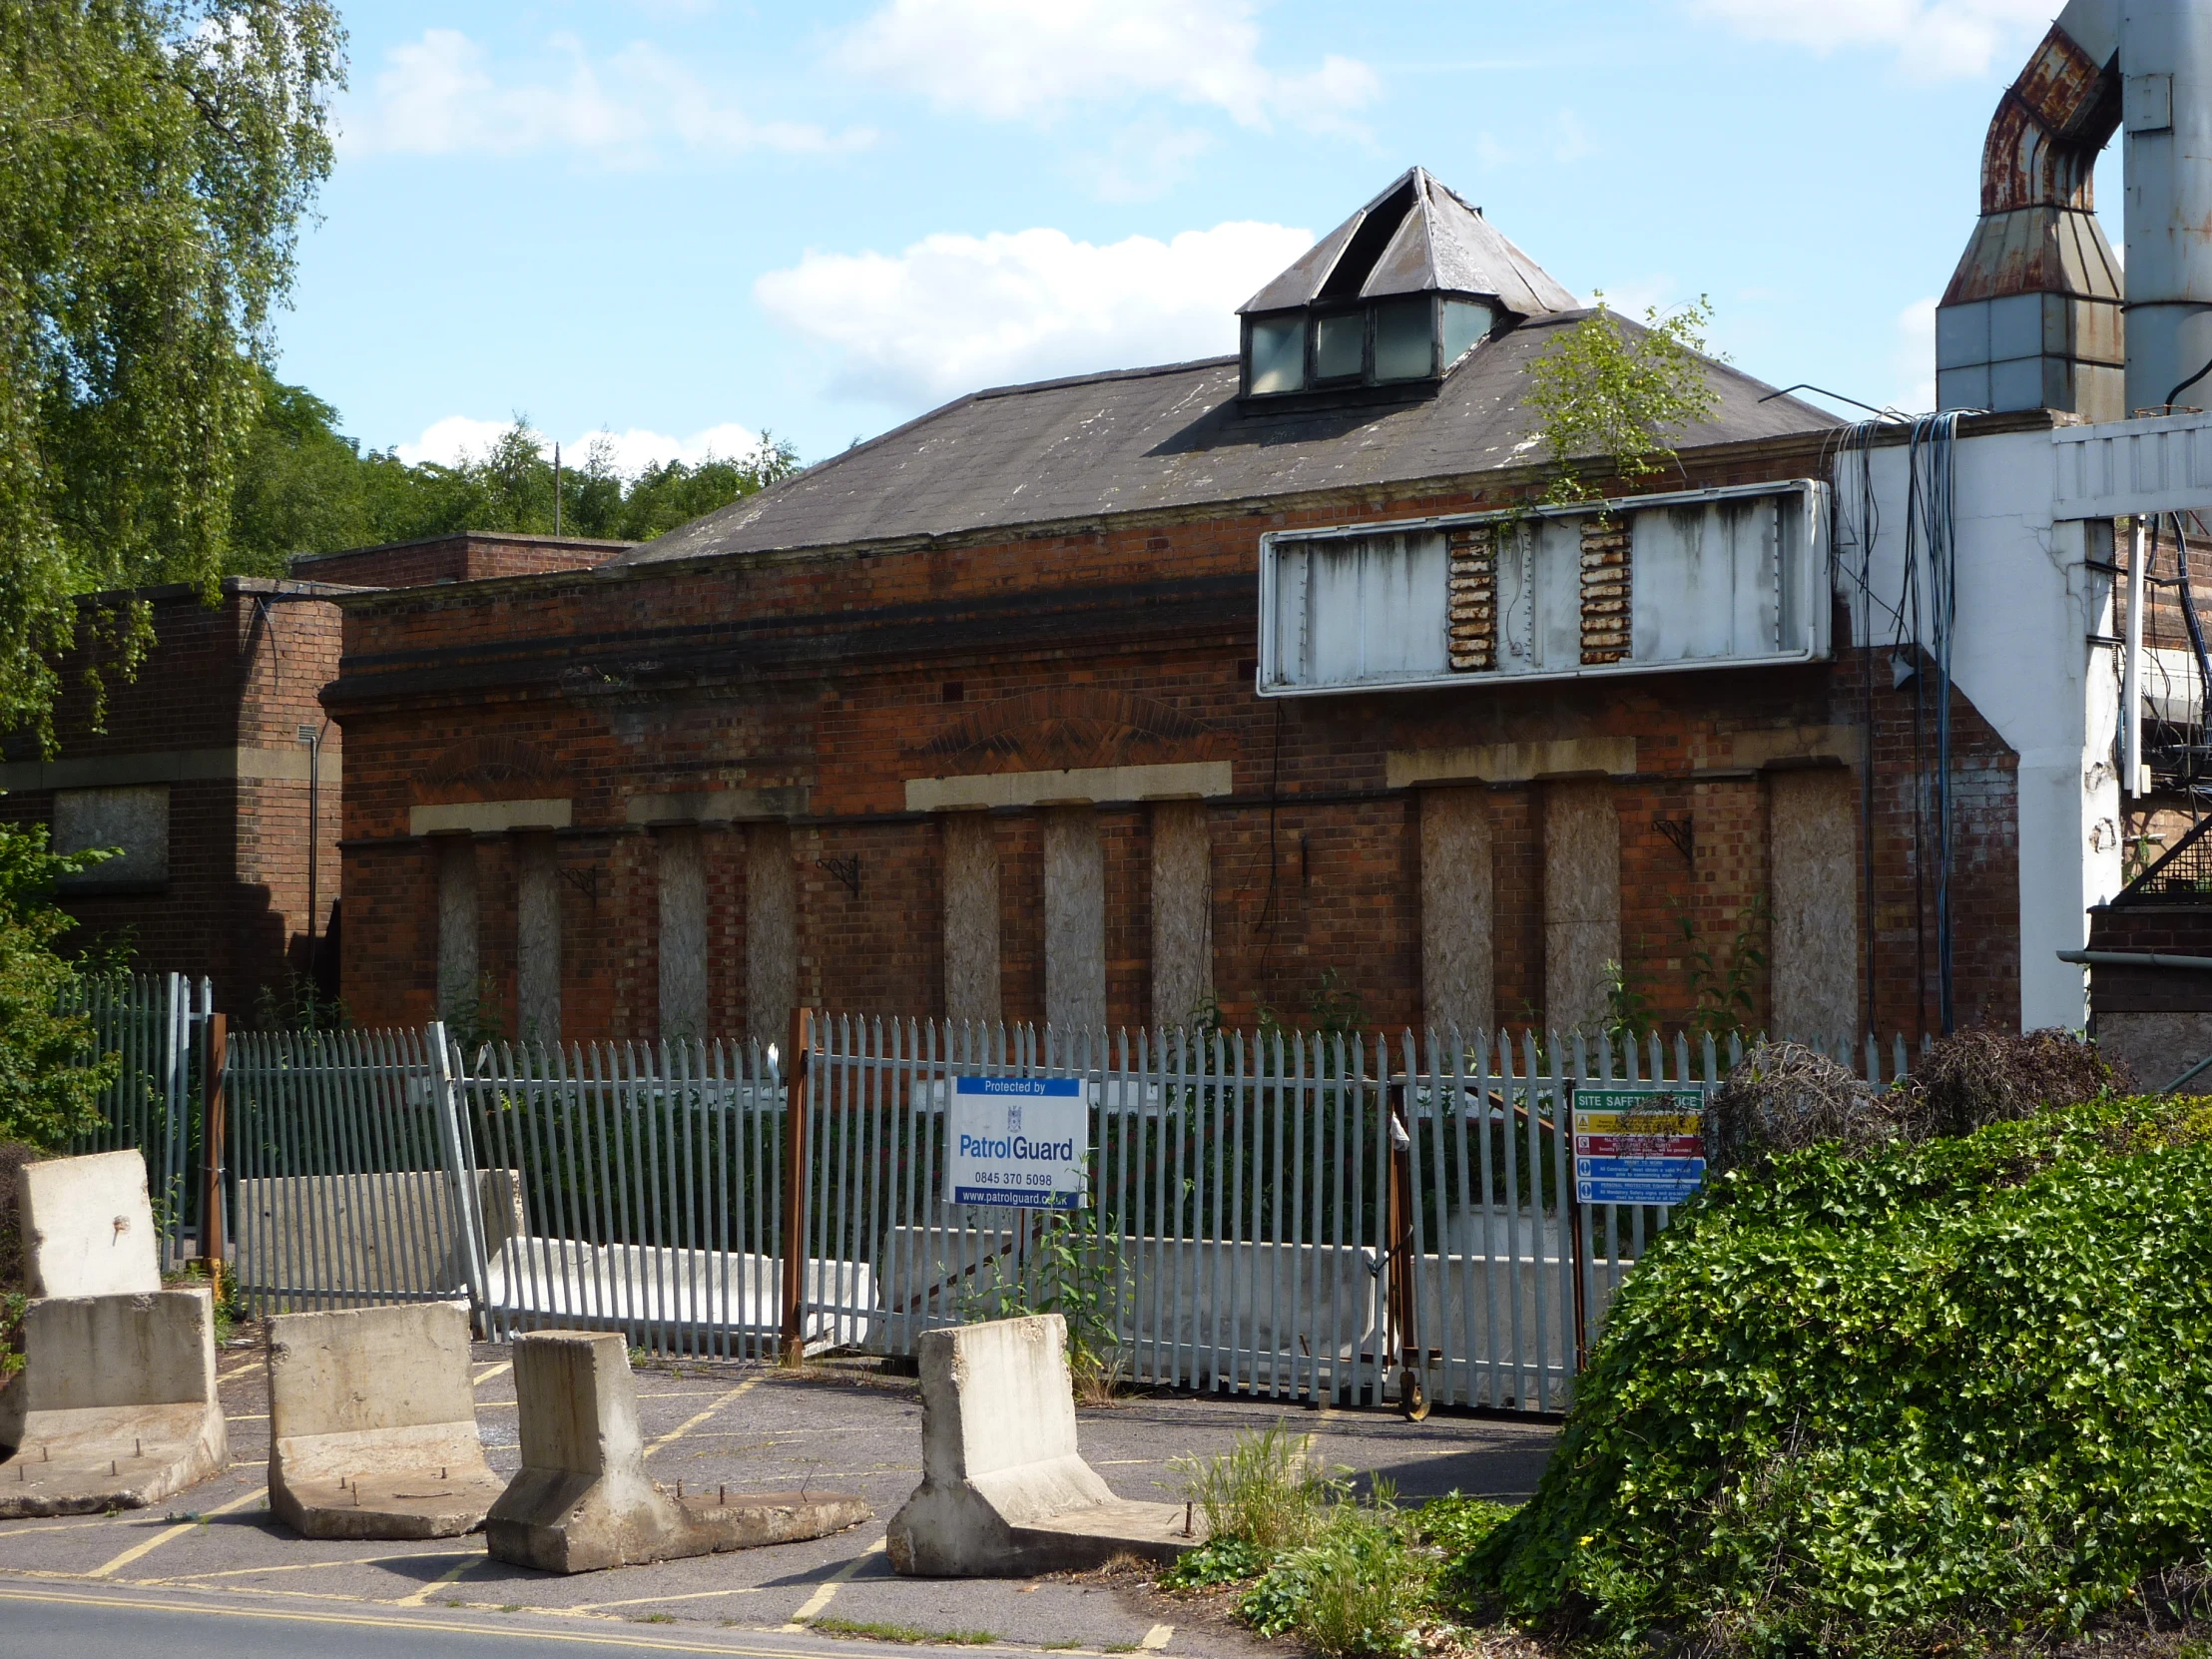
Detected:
left=558, top=865, right=600, bottom=908
left=818, top=855, right=861, bottom=898
left=1654, top=816, right=1695, bottom=866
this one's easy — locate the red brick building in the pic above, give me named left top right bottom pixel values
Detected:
left=325, top=172, right=2042, bottom=1046
left=0, top=533, right=624, bottom=1017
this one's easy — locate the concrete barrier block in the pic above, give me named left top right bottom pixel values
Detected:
left=267, top=1302, right=504, bottom=1539
left=484, top=1330, right=867, bottom=1573
left=886, top=1313, right=1201, bottom=1577
left=0, top=1289, right=228, bottom=1517
left=18, top=1150, right=160, bottom=1298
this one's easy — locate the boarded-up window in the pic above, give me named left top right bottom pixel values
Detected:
left=53, top=786, right=169, bottom=889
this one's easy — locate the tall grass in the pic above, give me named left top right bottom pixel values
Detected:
left=1170, top=1423, right=1345, bottom=1553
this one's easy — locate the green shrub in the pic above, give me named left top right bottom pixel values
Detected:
left=1240, top=1496, right=1429, bottom=1657
left=1412, top=1493, right=1516, bottom=1556
left=1172, top=1422, right=1346, bottom=1554
left=1457, top=1095, right=2212, bottom=1659
left=1159, top=1535, right=1267, bottom=1590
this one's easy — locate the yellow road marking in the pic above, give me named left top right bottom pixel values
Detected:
left=149, top=1548, right=476, bottom=1583
left=0, top=1516, right=147, bottom=1537
left=217, top=1356, right=263, bottom=1382
left=1140, top=1623, right=1174, bottom=1650
left=227, top=1413, right=270, bottom=1422
left=645, top=1378, right=760, bottom=1458
left=0, top=1583, right=835, bottom=1654
left=90, top=1485, right=265, bottom=1578
left=472, top=1362, right=512, bottom=1385
left=569, top=1586, right=767, bottom=1612
left=781, top=1536, right=885, bottom=1629
left=396, top=1554, right=478, bottom=1606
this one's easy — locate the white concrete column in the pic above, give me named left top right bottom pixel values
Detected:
left=1150, top=802, right=1213, bottom=1030
left=1768, top=770, right=1860, bottom=1041
left=746, top=821, right=797, bottom=1046
left=942, top=813, right=1001, bottom=1026
left=1042, top=807, right=1106, bottom=1035
left=516, top=831, right=562, bottom=1044
left=657, top=827, right=707, bottom=1041
left=435, top=835, right=479, bottom=1020
left=1543, top=781, right=1620, bottom=1034
left=1420, top=787, right=1493, bottom=1040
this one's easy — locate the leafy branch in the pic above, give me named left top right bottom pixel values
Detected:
left=1521, top=292, right=1722, bottom=510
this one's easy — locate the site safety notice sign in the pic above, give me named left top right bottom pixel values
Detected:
left=945, top=1076, right=1090, bottom=1210
left=1572, top=1085, right=1708, bottom=1206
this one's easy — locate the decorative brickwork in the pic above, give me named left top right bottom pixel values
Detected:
left=1579, top=517, right=1631, bottom=664
left=1445, top=526, right=1496, bottom=672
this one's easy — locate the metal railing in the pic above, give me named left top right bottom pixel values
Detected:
left=796, top=1018, right=1918, bottom=1412
left=62, top=972, right=212, bottom=1255
left=208, top=1014, right=1916, bottom=1414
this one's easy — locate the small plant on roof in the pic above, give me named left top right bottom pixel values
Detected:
left=1522, top=292, right=1722, bottom=511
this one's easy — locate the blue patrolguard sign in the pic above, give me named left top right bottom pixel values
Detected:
left=944, top=1076, right=1089, bottom=1210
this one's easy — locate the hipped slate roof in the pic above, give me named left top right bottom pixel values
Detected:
left=613, top=309, right=1840, bottom=568
left=1239, top=167, right=1579, bottom=318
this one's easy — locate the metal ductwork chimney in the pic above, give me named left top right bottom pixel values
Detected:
left=2121, top=2, right=2212, bottom=411
left=1936, top=3, right=2123, bottom=420
left=1938, top=1, right=2212, bottom=422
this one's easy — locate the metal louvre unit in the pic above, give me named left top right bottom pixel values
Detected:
left=1259, top=479, right=1829, bottom=697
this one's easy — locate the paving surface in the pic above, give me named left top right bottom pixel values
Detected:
left=0, top=1337, right=1556, bottom=1658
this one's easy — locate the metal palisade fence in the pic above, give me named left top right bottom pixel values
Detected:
left=62, top=971, right=213, bottom=1257
left=209, top=1013, right=1918, bottom=1413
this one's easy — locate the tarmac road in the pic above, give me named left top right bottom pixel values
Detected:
left=0, top=1580, right=922, bottom=1658
left=0, top=1345, right=1557, bottom=1658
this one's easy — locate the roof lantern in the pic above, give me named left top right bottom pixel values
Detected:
left=1237, top=168, right=1578, bottom=400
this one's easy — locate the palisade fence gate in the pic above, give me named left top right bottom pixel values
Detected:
left=213, top=1013, right=1922, bottom=1414
left=61, top=972, right=214, bottom=1258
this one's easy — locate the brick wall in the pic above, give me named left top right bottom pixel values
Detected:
left=290, top=532, right=629, bottom=590
left=0, top=581, right=347, bottom=1016
left=329, top=439, right=2023, bottom=1042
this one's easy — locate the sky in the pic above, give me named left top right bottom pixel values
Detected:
left=280, top=0, right=2102, bottom=473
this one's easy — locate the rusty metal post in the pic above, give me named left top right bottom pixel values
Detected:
left=779, top=1006, right=814, bottom=1366
left=1387, top=1086, right=1426, bottom=1419
left=201, top=1013, right=228, bottom=1269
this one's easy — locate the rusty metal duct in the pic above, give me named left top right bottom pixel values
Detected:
left=1936, top=4, right=2123, bottom=420
left=1939, top=1, right=2212, bottom=421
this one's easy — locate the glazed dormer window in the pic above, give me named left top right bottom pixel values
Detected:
left=1233, top=168, right=1577, bottom=405
left=1238, top=292, right=1499, bottom=397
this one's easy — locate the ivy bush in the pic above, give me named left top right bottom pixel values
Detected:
left=1455, top=1095, right=2212, bottom=1658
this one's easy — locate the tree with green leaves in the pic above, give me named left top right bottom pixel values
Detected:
left=1521, top=292, right=1722, bottom=509
left=0, top=826, right=118, bottom=1150
left=0, top=0, right=344, bottom=749
left=225, top=387, right=802, bottom=572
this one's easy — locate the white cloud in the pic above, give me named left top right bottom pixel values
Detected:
left=836, top=0, right=1378, bottom=133
left=1552, top=108, right=1594, bottom=164
left=1072, top=119, right=1216, bottom=204
left=342, top=29, right=871, bottom=162
left=1893, top=296, right=1937, bottom=415
left=755, top=219, right=1315, bottom=407
left=392, top=415, right=765, bottom=473
left=1686, top=0, right=2056, bottom=80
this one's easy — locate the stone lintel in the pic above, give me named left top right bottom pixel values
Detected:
left=904, top=761, right=1233, bottom=813
left=409, top=799, right=574, bottom=836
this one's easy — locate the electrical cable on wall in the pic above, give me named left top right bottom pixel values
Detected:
left=1825, top=418, right=1888, bottom=1031
left=1895, top=412, right=1961, bottom=1035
